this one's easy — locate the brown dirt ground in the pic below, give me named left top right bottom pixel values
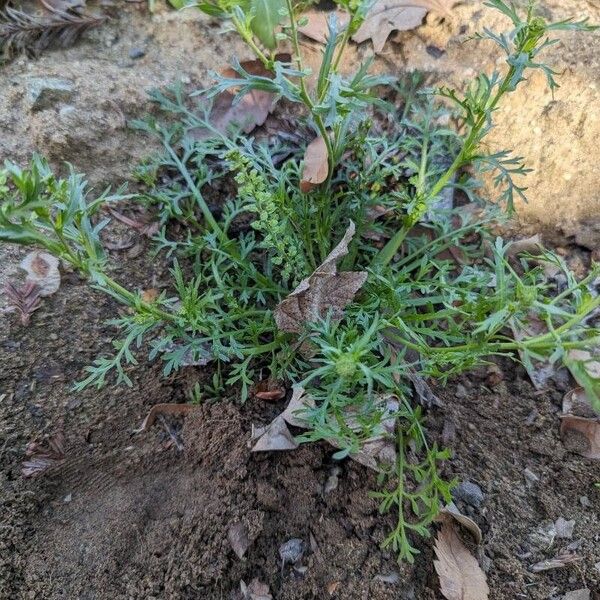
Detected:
left=1, top=2, right=600, bottom=600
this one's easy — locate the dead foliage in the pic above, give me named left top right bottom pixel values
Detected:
left=4, top=280, right=42, bottom=325
left=274, top=222, right=367, bottom=333
left=109, top=209, right=160, bottom=237
left=20, top=250, right=61, bottom=296
left=353, top=0, right=455, bottom=53
left=433, top=517, right=489, bottom=600
left=0, top=0, right=106, bottom=59
left=300, top=136, right=329, bottom=193
left=22, top=431, right=66, bottom=478
left=134, top=403, right=197, bottom=433
left=192, top=56, right=290, bottom=140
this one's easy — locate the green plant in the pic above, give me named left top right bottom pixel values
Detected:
left=1, top=0, right=598, bottom=563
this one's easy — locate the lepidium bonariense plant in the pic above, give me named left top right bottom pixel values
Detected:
left=1, top=0, right=598, bottom=563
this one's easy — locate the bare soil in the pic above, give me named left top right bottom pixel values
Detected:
left=1, top=2, right=600, bottom=599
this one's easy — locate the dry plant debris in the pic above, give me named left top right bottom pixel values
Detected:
left=3, top=280, right=42, bottom=325
left=228, top=521, right=251, bottom=559
left=240, top=579, right=272, bottom=600
left=134, top=403, right=197, bottom=433
left=274, top=222, right=367, bottom=333
left=300, top=136, right=329, bottom=193
left=0, top=0, right=105, bottom=59
left=20, top=250, right=60, bottom=296
left=433, top=517, right=489, bottom=600
left=560, top=386, right=600, bottom=459
left=21, top=431, right=66, bottom=478
left=529, top=553, right=582, bottom=573
left=437, top=502, right=483, bottom=545
left=353, top=0, right=455, bottom=53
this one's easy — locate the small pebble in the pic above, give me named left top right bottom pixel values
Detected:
left=128, top=48, right=146, bottom=59
left=579, top=496, right=591, bottom=508
left=324, top=466, right=340, bottom=494
left=279, top=538, right=305, bottom=566
left=373, top=572, right=400, bottom=584
left=453, top=481, right=484, bottom=508
left=454, top=383, right=468, bottom=399
left=554, top=517, right=575, bottom=539
left=523, top=468, right=539, bottom=487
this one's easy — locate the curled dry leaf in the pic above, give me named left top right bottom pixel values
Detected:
left=298, top=9, right=349, bottom=43
left=510, top=314, right=557, bottom=390
left=506, top=234, right=543, bottom=263
left=300, top=136, right=329, bottom=193
left=20, top=251, right=60, bottom=296
left=530, top=553, right=582, bottom=573
left=560, top=415, right=600, bottom=459
left=109, top=209, right=160, bottom=237
left=22, top=432, right=66, bottom=478
left=274, top=222, right=367, bottom=333
left=251, top=416, right=299, bottom=451
left=253, top=379, right=286, bottom=401
left=563, top=387, right=599, bottom=419
left=437, top=502, right=483, bottom=545
left=281, top=385, right=315, bottom=427
left=434, top=519, right=489, bottom=600
left=353, top=0, right=454, bottom=53
left=193, top=56, right=289, bottom=140
left=3, top=281, right=42, bottom=325
left=134, top=403, right=197, bottom=433
left=560, top=385, right=600, bottom=459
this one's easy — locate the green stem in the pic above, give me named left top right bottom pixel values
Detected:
left=373, top=64, right=518, bottom=268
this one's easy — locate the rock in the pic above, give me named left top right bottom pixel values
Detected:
left=279, top=538, right=305, bottom=566
left=454, top=383, right=468, bottom=399
left=323, top=466, right=340, bottom=494
left=554, top=517, right=575, bottom=539
left=453, top=480, right=484, bottom=508
left=563, top=589, right=590, bottom=600
left=27, top=77, right=75, bottom=112
left=579, top=496, right=591, bottom=508
left=529, top=521, right=556, bottom=549
left=523, top=468, right=539, bottom=487
left=129, top=48, right=146, bottom=59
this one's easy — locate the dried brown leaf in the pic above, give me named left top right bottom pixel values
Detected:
left=437, top=503, right=483, bottom=545
left=530, top=553, right=582, bottom=573
left=0, top=2, right=105, bottom=59
left=20, top=251, right=60, bottom=296
left=228, top=521, right=251, bottom=559
left=274, top=222, right=367, bottom=333
left=4, top=280, right=42, bottom=325
left=353, top=0, right=455, bottom=53
left=300, top=136, right=329, bottom=193
left=560, top=415, right=600, bottom=459
left=251, top=416, right=299, bottom=451
left=281, top=385, right=315, bottom=427
left=134, top=403, right=197, bottom=433
left=298, top=9, right=349, bottom=43
left=434, top=519, right=489, bottom=600
left=563, top=387, right=599, bottom=419
left=109, top=209, right=160, bottom=237
left=280, top=387, right=397, bottom=470
left=253, top=379, right=286, bottom=401
left=22, top=431, right=66, bottom=478
left=192, top=57, right=289, bottom=140
left=506, top=234, right=543, bottom=262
